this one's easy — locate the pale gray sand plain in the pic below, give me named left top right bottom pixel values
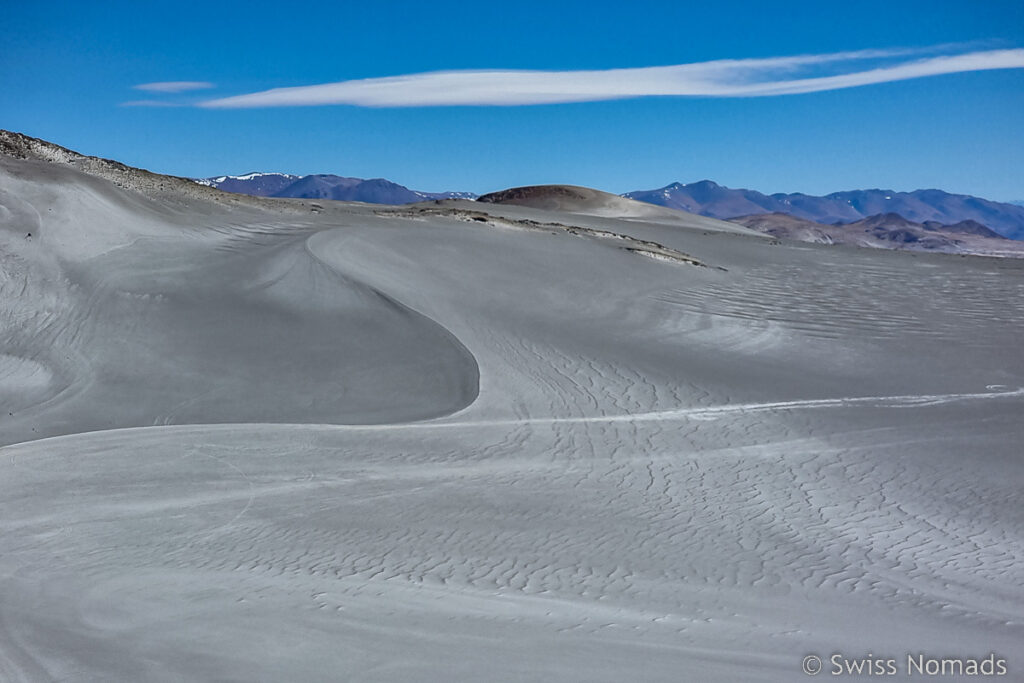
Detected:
left=1, top=151, right=1023, bottom=682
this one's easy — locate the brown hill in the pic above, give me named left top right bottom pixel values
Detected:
left=731, top=211, right=1024, bottom=257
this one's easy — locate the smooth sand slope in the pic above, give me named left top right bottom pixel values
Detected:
left=1, top=140, right=1023, bottom=682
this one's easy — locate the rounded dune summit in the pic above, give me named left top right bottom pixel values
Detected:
left=479, top=184, right=680, bottom=219
left=476, top=184, right=761, bottom=236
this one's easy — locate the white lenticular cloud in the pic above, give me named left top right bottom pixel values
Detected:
left=197, top=46, right=1024, bottom=109
left=134, top=81, right=215, bottom=93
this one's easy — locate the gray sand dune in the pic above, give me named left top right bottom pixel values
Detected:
left=0, top=153, right=478, bottom=445
left=1, top=137, right=1022, bottom=682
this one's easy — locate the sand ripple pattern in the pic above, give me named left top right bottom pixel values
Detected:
left=653, top=261, right=1024, bottom=343
left=1, top=161, right=1023, bottom=682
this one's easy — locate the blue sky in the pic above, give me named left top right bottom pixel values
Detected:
left=2, top=1, right=1023, bottom=199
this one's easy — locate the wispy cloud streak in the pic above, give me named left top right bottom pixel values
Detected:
left=120, top=99, right=187, bottom=107
left=135, top=81, right=215, bottom=93
left=198, top=47, right=1024, bottom=109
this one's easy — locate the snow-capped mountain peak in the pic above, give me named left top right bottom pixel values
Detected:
left=195, top=172, right=300, bottom=187
left=196, top=171, right=477, bottom=204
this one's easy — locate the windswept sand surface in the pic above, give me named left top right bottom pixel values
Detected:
left=2, top=156, right=1023, bottom=682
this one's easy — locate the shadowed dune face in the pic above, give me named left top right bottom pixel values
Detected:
left=1, top=146, right=1023, bottom=682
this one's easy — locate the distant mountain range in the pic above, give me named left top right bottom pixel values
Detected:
left=623, top=181, right=1024, bottom=240
left=474, top=184, right=1023, bottom=257
left=196, top=172, right=477, bottom=204
left=198, top=172, right=1024, bottom=241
